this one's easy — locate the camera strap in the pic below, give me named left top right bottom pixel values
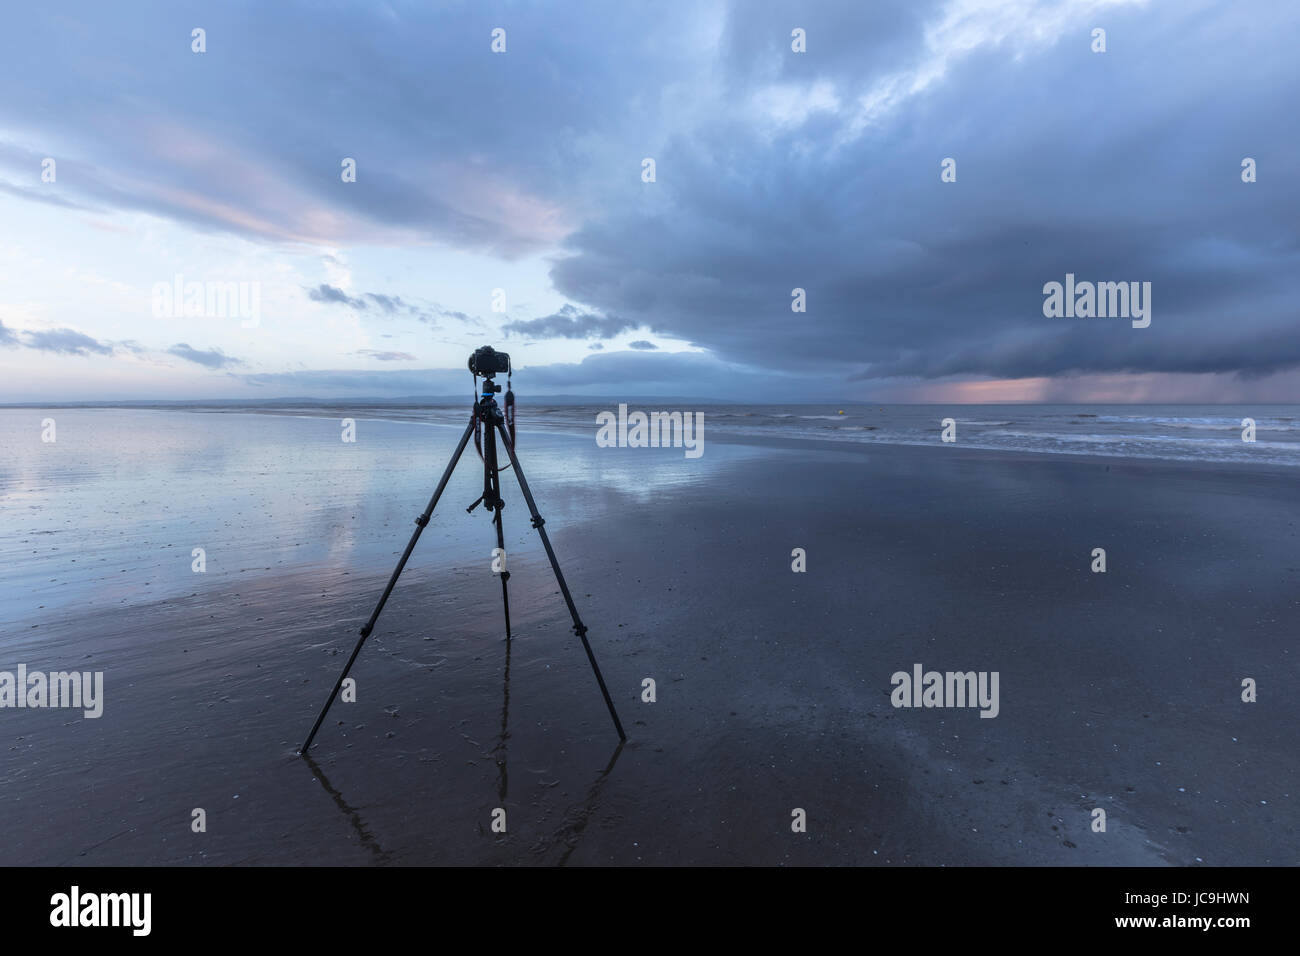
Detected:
left=504, top=375, right=516, bottom=446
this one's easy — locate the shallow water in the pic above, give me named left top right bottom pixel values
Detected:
left=0, top=408, right=772, bottom=630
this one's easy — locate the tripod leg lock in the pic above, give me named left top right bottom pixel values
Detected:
left=359, top=623, right=373, bottom=638
left=530, top=515, right=545, bottom=529
left=414, top=514, right=429, bottom=527
left=573, top=623, right=588, bottom=638
left=499, top=570, right=511, bottom=582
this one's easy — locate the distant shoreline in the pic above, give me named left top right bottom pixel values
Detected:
left=7, top=402, right=1297, bottom=470
left=3, top=400, right=1295, bottom=409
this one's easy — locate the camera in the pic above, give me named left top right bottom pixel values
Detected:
left=468, top=346, right=511, bottom=376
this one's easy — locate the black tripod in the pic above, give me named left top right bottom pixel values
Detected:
left=300, top=352, right=626, bottom=753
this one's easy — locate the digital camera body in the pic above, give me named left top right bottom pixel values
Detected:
left=468, top=346, right=510, bottom=376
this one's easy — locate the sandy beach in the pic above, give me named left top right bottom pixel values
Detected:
left=1, top=410, right=1295, bottom=865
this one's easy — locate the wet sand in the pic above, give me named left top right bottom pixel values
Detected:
left=2, top=434, right=1297, bottom=865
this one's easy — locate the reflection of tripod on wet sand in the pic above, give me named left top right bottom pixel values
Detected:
left=300, top=752, right=392, bottom=863
left=300, top=348, right=626, bottom=753
left=492, top=628, right=627, bottom=865
left=301, top=636, right=625, bottom=865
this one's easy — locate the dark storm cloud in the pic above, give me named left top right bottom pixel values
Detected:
left=542, top=1, right=1300, bottom=385
left=3, top=1, right=1298, bottom=393
left=167, top=343, right=242, bottom=369
left=719, top=0, right=942, bottom=86
left=501, top=304, right=637, bottom=340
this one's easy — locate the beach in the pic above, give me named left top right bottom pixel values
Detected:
left=1, top=408, right=1297, bottom=865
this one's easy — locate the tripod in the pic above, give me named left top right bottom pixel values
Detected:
left=300, top=364, right=626, bottom=753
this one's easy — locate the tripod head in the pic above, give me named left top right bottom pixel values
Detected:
left=478, top=377, right=502, bottom=403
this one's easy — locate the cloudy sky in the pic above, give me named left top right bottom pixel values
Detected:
left=1, top=0, right=1296, bottom=402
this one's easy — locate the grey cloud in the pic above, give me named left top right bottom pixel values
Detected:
left=0, top=2, right=681, bottom=256
left=308, top=284, right=365, bottom=308
left=355, top=349, right=417, bottom=361
left=0, top=320, right=121, bottom=356
left=364, top=293, right=405, bottom=313
left=627, top=340, right=658, bottom=350
left=502, top=304, right=637, bottom=340
left=23, top=328, right=113, bottom=355
left=719, top=0, right=942, bottom=91
left=307, top=284, right=477, bottom=327
left=167, top=343, right=243, bottom=369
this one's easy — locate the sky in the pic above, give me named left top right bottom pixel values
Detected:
left=0, top=0, right=1297, bottom=403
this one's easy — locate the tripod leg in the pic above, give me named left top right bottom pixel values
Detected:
left=484, top=422, right=513, bottom=640
left=493, top=507, right=513, bottom=640
left=493, top=421, right=626, bottom=740
left=300, top=418, right=476, bottom=753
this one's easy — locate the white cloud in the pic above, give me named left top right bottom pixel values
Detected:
left=843, top=0, right=1147, bottom=139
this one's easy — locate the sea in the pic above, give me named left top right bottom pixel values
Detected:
left=164, top=401, right=1300, bottom=468
left=2, top=403, right=1296, bottom=629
